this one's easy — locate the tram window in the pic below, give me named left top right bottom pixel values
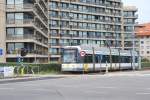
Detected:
left=135, top=57, right=138, bottom=63
left=121, top=56, right=131, bottom=63
left=84, top=54, right=93, bottom=63
left=95, top=55, right=103, bottom=63
left=63, top=49, right=77, bottom=63
left=101, top=55, right=110, bottom=63
left=95, top=55, right=99, bottom=63
left=112, top=56, right=119, bottom=63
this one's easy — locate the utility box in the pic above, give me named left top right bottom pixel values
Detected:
left=0, top=67, right=14, bottom=78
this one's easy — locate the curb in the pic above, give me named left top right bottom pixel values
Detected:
left=0, top=76, right=64, bottom=84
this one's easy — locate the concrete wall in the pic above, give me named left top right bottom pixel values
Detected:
left=0, top=0, right=6, bottom=63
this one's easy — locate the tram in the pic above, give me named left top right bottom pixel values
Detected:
left=61, top=45, right=140, bottom=72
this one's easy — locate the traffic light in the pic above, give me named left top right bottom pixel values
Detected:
left=20, top=48, right=28, bottom=57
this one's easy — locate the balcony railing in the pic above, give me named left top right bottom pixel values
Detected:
left=7, top=19, right=34, bottom=25
left=6, top=34, right=48, bottom=45
left=6, top=4, right=48, bottom=26
left=50, top=34, right=120, bottom=40
left=7, top=50, right=48, bottom=55
left=7, top=19, right=48, bottom=36
left=6, top=4, right=34, bottom=10
left=6, top=34, right=35, bottom=40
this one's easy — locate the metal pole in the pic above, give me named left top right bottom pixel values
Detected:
left=138, top=53, right=141, bottom=70
left=118, top=49, right=121, bottom=70
left=105, top=39, right=112, bottom=72
left=109, top=47, right=112, bottom=70
left=132, top=26, right=135, bottom=70
left=92, top=47, right=95, bottom=72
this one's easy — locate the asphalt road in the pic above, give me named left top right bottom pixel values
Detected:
left=0, top=74, right=150, bottom=100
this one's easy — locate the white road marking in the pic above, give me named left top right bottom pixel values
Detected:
left=85, top=90, right=107, bottom=94
left=0, top=88, right=14, bottom=90
left=136, top=92, right=150, bottom=95
left=97, top=86, right=117, bottom=89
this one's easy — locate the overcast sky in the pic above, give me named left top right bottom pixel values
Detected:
left=122, top=0, right=150, bottom=24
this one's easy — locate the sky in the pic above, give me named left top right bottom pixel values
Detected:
left=122, top=0, right=150, bottom=24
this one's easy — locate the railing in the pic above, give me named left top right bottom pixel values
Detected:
left=7, top=19, right=48, bottom=37
left=50, top=16, right=121, bottom=25
left=69, top=0, right=121, bottom=8
left=124, top=14, right=138, bottom=18
left=7, top=19, right=34, bottom=25
left=6, top=3, right=48, bottom=26
left=6, top=34, right=48, bottom=45
left=6, top=34, right=35, bottom=40
left=52, top=7, right=120, bottom=17
left=50, top=34, right=119, bottom=40
left=7, top=50, right=48, bottom=55
left=36, top=0, right=48, bottom=15
left=50, top=43, right=79, bottom=46
left=6, top=4, right=34, bottom=10
left=50, top=25, right=121, bottom=32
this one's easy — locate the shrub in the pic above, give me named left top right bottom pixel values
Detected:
left=0, top=63, right=61, bottom=74
left=141, top=58, right=150, bottom=62
left=141, top=62, right=150, bottom=68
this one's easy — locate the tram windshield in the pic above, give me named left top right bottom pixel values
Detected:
left=63, top=49, right=77, bottom=63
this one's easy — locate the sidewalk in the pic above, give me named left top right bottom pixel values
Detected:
left=102, top=70, right=150, bottom=76
left=0, top=74, right=65, bottom=84
left=1, top=70, right=150, bottom=84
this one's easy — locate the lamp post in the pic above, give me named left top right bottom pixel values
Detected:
left=69, top=0, right=73, bottom=46
left=105, top=33, right=112, bottom=71
left=132, top=26, right=136, bottom=70
left=92, top=47, right=95, bottom=72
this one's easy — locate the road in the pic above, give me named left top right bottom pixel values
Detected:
left=0, top=72, right=150, bottom=100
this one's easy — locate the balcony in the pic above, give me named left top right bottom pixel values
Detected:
left=6, top=34, right=48, bottom=48
left=6, top=4, right=48, bottom=27
left=6, top=34, right=34, bottom=40
left=124, top=14, right=138, bottom=19
left=6, top=19, right=34, bottom=27
left=6, top=19, right=48, bottom=38
left=6, top=49, right=48, bottom=58
left=6, top=4, right=34, bottom=12
left=50, top=34, right=121, bottom=41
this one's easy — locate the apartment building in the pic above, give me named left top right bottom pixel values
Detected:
left=0, top=0, right=49, bottom=63
left=123, top=6, right=138, bottom=50
left=136, top=23, right=150, bottom=60
left=0, top=0, right=138, bottom=63
left=49, top=0, right=138, bottom=63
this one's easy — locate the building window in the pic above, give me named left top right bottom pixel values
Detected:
left=7, top=0, right=23, bottom=5
left=141, top=51, right=144, bottom=54
left=147, top=51, right=150, bottom=54
left=7, top=28, right=23, bottom=35
left=147, top=46, right=150, bottom=49
left=141, top=46, right=144, bottom=49
left=7, top=0, right=14, bottom=4
left=141, top=41, right=144, bottom=44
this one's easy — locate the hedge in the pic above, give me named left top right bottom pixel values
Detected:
left=141, top=62, right=150, bottom=69
left=0, top=63, right=61, bottom=74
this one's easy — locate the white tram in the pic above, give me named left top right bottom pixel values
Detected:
left=62, top=45, right=140, bottom=72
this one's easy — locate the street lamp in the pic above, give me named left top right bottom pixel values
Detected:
left=132, top=26, right=136, bottom=70
left=105, top=37, right=112, bottom=71
left=69, top=0, right=73, bottom=46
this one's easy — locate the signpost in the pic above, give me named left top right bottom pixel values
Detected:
left=80, top=51, right=86, bottom=57
left=80, top=51, right=86, bottom=74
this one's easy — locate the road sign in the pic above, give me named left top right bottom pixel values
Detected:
left=0, top=48, right=3, bottom=56
left=80, top=51, right=86, bottom=57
